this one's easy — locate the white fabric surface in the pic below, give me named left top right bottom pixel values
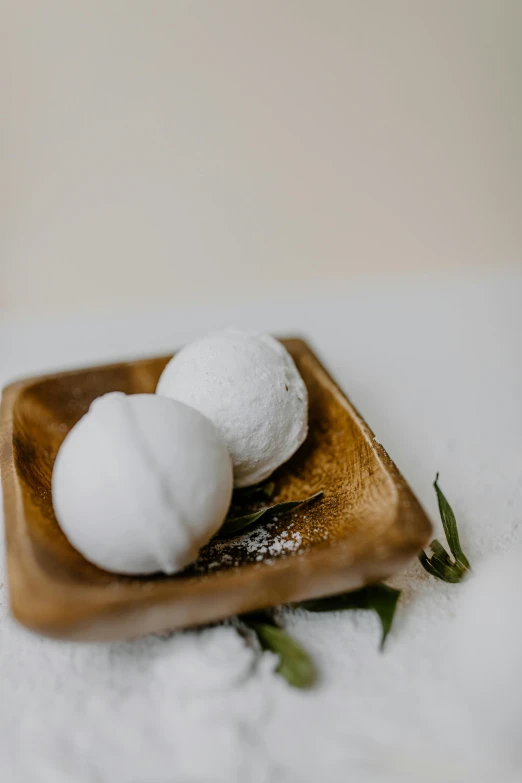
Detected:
left=1, top=269, right=521, bottom=782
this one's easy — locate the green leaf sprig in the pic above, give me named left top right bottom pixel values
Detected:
left=239, top=583, right=399, bottom=688
left=233, top=481, right=276, bottom=504
left=240, top=610, right=316, bottom=689
left=418, top=473, right=471, bottom=583
left=233, top=474, right=471, bottom=687
left=298, top=584, right=401, bottom=650
left=219, top=491, right=323, bottom=538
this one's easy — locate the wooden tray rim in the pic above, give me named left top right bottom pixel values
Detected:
left=0, top=342, right=432, bottom=640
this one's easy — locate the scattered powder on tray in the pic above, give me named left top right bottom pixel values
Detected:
left=245, top=524, right=303, bottom=558
left=194, top=521, right=305, bottom=573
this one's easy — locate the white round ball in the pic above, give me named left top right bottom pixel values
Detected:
left=156, top=330, right=308, bottom=487
left=52, top=392, right=233, bottom=575
left=452, top=549, right=522, bottom=753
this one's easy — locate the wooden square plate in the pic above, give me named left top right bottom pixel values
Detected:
left=0, top=339, right=432, bottom=641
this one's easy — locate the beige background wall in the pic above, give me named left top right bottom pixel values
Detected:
left=2, top=1, right=521, bottom=319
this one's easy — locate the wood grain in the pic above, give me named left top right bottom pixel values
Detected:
left=0, top=339, right=432, bottom=641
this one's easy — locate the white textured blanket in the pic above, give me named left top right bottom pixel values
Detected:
left=1, top=270, right=520, bottom=782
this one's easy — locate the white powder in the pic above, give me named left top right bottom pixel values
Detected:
left=194, top=522, right=304, bottom=574
left=1, top=272, right=521, bottom=782
left=245, top=526, right=302, bottom=557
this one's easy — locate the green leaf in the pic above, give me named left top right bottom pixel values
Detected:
left=418, top=550, right=446, bottom=580
left=233, top=481, right=276, bottom=504
left=366, top=585, right=401, bottom=648
left=418, top=474, right=471, bottom=583
left=218, top=491, right=323, bottom=538
left=299, top=584, right=401, bottom=650
left=418, top=548, right=462, bottom=583
left=242, top=612, right=316, bottom=689
left=433, top=473, right=470, bottom=570
left=429, top=538, right=452, bottom=561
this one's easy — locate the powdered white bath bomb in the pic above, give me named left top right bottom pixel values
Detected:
left=452, top=550, right=522, bottom=754
left=156, top=330, right=308, bottom=487
left=52, top=392, right=233, bottom=575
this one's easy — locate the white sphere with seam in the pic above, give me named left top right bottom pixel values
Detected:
left=156, top=330, right=308, bottom=487
left=52, top=392, right=233, bottom=575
